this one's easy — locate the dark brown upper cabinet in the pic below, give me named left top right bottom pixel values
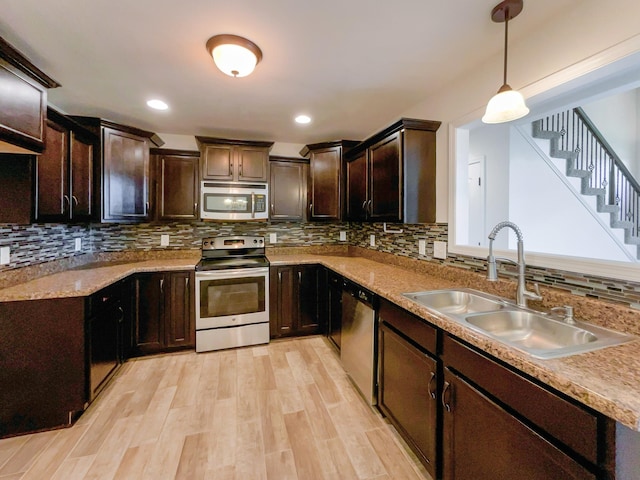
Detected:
left=196, top=136, right=273, bottom=182
left=35, top=108, right=98, bottom=223
left=150, top=148, right=200, bottom=221
left=71, top=117, right=164, bottom=223
left=268, top=156, right=308, bottom=222
left=0, top=36, right=60, bottom=154
left=346, top=118, right=441, bottom=223
left=300, top=140, right=358, bottom=221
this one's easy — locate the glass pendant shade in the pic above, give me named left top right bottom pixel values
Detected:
left=206, top=35, right=262, bottom=78
left=482, top=85, right=529, bottom=123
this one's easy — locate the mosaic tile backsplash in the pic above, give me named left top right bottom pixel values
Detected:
left=1, top=220, right=640, bottom=308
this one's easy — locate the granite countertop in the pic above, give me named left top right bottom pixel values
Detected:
left=1, top=250, right=640, bottom=432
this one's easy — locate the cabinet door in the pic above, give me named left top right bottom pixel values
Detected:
left=379, top=323, right=438, bottom=477
left=369, top=131, right=401, bottom=221
left=133, top=273, right=166, bottom=355
left=269, top=160, right=307, bottom=221
left=167, top=272, right=195, bottom=348
left=70, top=131, right=94, bottom=220
left=346, top=151, right=368, bottom=221
left=237, top=146, right=268, bottom=182
left=309, top=147, right=342, bottom=220
left=37, top=119, right=68, bottom=221
left=270, top=266, right=295, bottom=338
left=103, top=127, right=150, bottom=221
left=201, top=144, right=234, bottom=180
left=158, top=154, right=199, bottom=220
left=442, top=368, right=596, bottom=480
left=297, top=265, right=322, bottom=335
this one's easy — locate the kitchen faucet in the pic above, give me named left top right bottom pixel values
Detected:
left=487, top=221, right=542, bottom=308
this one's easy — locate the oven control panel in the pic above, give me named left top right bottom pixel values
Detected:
left=202, top=236, right=265, bottom=250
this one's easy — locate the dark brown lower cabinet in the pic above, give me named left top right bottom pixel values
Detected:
left=379, top=323, right=439, bottom=476
left=131, top=271, right=195, bottom=356
left=270, top=264, right=325, bottom=338
left=441, top=334, right=615, bottom=480
left=326, top=271, right=343, bottom=350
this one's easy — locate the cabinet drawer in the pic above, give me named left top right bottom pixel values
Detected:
left=442, top=334, right=602, bottom=464
left=379, top=298, right=437, bottom=354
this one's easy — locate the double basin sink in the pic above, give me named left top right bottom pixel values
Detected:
left=402, top=289, right=635, bottom=359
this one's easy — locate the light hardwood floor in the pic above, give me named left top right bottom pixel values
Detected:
left=0, top=336, right=431, bottom=480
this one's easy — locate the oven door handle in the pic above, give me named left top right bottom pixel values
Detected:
left=196, top=267, right=270, bottom=280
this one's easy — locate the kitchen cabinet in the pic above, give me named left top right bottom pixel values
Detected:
left=0, top=36, right=59, bottom=154
left=0, top=154, right=34, bottom=224
left=35, top=108, right=97, bottom=222
left=151, top=148, right=200, bottom=221
left=441, top=333, right=614, bottom=480
left=70, top=117, right=163, bottom=223
left=269, top=156, right=308, bottom=221
left=326, top=270, right=343, bottom=351
left=270, top=264, right=325, bottom=338
left=131, top=270, right=195, bottom=356
left=378, top=299, right=439, bottom=478
left=196, top=136, right=273, bottom=182
left=346, top=118, right=441, bottom=223
left=300, top=140, right=358, bottom=221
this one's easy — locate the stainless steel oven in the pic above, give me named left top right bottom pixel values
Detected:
left=195, top=236, right=269, bottom=352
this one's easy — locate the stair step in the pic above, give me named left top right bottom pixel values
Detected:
left=582, top=186, right=606, bottom=197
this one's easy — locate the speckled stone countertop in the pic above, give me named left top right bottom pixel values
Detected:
left=2, top=247, right=640, bottom=432
left=270, top=252, right=640, bottom=432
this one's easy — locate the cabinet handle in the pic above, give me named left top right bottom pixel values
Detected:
left=298, top=271, right=302, bottom=284
left=367, top=199, right=373, bottom=215
left=146, top=201, right=150, bottom=213
left=228, top=160, right=233, bottom=176
left=194, top=202, right=198, bottom=212
left=185, top=276, right=189, bottom=287
left=160, top=278, right=164, bottom=294
left=117, top=306, right=124, bottom=323
left=309, top=203, right=313, bottom=214
left=72, top=195, right=79, bottom=206
left=441, top=381, right=452, bottom=413
left=271, top=204, right=275, bottom=215
left=278, top=271, right=282, bottom=282
left=361, top=200, right=367, bottom=211
left=63, top=195, right=70, bottom=213
left=427, top=371, right=437, bottom=399
left=239, top=160, right=243, bottom=176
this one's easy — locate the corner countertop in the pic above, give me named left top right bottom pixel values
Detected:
left=1, top=251, right=640, bottom=432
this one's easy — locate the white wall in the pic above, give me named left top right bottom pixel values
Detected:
left=582, top=89, right=639, bottom=179
left=158, top=133, right=305, bottom=158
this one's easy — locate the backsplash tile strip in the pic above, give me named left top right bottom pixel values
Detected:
left=1, top=220, right=640, bottom=309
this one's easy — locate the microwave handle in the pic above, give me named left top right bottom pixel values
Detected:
left=251, top=192, right=255, bottom=219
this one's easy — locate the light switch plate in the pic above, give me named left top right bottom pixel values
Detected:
left=339, top=231, right=347, bottom=241
left=160, top=234, right=170, bottom=247
left=418, top=239, right=426, bottom=256
left=369, top=234, right=376, bottom=247
left=270, top=233, right=277, bottom=244
left=0, top=246, right=10, bottom=265
left=74, top=238, right=82, bottom=251
left=434, top=241, right=448, bottom=259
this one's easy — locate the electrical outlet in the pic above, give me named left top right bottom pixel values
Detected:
left=160, top=234, right=170, bottom=247
left=369, top=234, right=376, bottom=247
left=339, top=231, right=347, bottom=241
left=0, top=246, right=10, bottom=265
left=270, top=233, right=277, bottom=244
left=434, top=241, right=448, bottom=259
left=418, top=239, right=426, bottom=256
left=74, top=238, right=82, bottom=251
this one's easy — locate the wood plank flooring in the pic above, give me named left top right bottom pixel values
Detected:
left=0, top=336, right=431, bottom=480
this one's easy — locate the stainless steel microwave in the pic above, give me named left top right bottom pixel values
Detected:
left=200, top=182, right=268, bottom=220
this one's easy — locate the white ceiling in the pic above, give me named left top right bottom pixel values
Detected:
left=1, top=0, right=575, bottom=145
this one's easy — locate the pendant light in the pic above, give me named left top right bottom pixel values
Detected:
left=206, top=34, right=263, bottom=78
left=482, top=0, right=529, bottom=124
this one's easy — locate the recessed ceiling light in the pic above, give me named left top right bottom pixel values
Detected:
left=147, top=99, right=169, bottom=110
left=295, top=115, right=311, bottom=124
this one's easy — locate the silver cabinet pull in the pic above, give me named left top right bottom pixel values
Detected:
left=441, top=381, right=452, bottom=412
left=63, top=195, right=70, bottom=213
left=160, top=278, right=164, bottom=294
left=185, top=276, right=189, bottom=287
left=298, top=271, right=302, bottom=284
left=146, top=201, right=150, bottom=213
left=239, top=160, right=243, bottom=177
left=271, top=204, right=275, bottom=215
left=427, top=371, right=437, bottom=399
left=228, top=159, right=233, bottom=176
left=361, top=200, right=367, bottom=211
left=72, top=195, right=79, bottom=206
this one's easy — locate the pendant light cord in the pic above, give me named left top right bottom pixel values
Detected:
left=503, top=7, right=509, bottom=86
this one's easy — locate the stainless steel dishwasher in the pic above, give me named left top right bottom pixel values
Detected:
left=341, top=281, right=377, bottom=405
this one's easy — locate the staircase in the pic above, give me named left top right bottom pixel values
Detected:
left=532, top=108, right=640, bottom=259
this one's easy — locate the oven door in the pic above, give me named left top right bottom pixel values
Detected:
left=195, top=267, right=269, bottom=330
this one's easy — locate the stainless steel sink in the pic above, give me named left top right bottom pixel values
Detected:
left=465, top=310, right=634, bottom=359
left=402, top=288, right=636, bottom=359
left=402, top=289, right=505, bottom=315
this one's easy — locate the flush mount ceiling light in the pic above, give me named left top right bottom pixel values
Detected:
left=482, top=0, right=530, bottom=124
left=206, top=34, right=263, bottom=78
